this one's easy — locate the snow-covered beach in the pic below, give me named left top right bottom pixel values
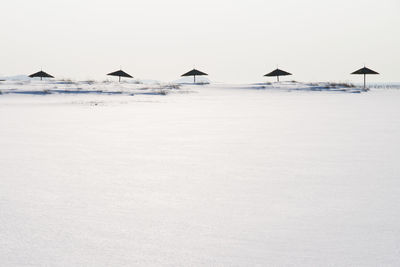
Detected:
left=1, top=81, right=400, bottom=266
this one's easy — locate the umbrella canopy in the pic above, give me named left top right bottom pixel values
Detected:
left=264, top=68, right=292, bottom=82
left=181, top=69, right=208, bottom=83
left=107, top=69, right=133, bottom=82
left=29, top=70, right=54, bottom=81
left=351, top=66, right=379, bottom=89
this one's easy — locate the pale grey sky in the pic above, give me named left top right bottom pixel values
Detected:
left=1, top=0, right=399, bottom=83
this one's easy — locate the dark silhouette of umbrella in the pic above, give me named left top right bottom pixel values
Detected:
left=107, top=69, right=133, bottom=82
left=181, top=69, right=208, bottom=84
left=29, top=70, right=54, bottom=81
left=264, top=68, right=292, bottom=82
left=351, top=66, right=379, bottom=89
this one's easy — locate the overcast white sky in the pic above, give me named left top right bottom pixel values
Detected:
left=1, top=0, right=399, bottom=83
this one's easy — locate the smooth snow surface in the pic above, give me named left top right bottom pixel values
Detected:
left=1, top=83, right=400, bottom=266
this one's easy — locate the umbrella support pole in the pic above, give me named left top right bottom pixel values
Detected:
left=194, top=75, right=196, bottom=84
left=363, top=74, right=366, bottom=89
left=277, top=76, right=279, bottom=82
left=119, top=76, right=121, bottom=83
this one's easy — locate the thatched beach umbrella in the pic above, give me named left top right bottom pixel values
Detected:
left=29, top=70, right=54, bottom=81
left=264, top=68, right=292, bottom=82
left=181, top=69, right=208, bottom=84
left=351, top=66, right=379, bottom=89
left=107, top=69, right=133, bottom=82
